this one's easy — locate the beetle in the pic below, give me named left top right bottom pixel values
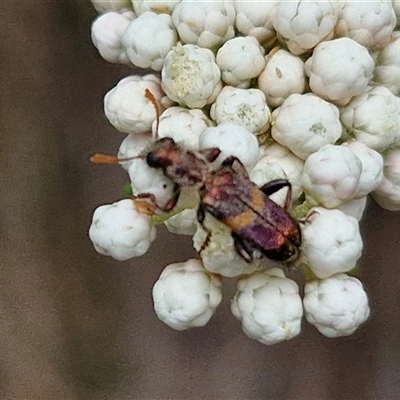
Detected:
left=199, top=156, right=301, bottom=262
left=91, top=89, right=302, bottom=263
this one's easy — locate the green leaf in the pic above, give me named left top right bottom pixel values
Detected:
left=122, top=183, right=133, bottom=196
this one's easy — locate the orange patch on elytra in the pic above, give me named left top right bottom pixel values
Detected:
left=251, top=187, right=265, bottom=211
left=226, top=209, right=255, bottom=230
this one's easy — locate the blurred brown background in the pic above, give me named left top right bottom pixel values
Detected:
left=1, top=1, right=400, bottom=399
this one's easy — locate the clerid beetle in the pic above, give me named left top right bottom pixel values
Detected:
left=91, top=89, right=302, bottom=263
left=199, top=156, right=301, bottom=262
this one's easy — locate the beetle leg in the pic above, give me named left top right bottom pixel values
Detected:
left=232, top=233, right=253, bottom=263
left=221, top=156, right=250, bottom=176
left=197, top=204, right=212, bottom=254
left=160, top=185, right=180, bottom=212
left=198, top=147, right=221, bottom=162
left=260, top=179, right=292, bottom=210
left=298, top=209, right=318, bottom=224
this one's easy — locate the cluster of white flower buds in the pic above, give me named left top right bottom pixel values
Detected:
left=88, top=0, right=400, bottom=345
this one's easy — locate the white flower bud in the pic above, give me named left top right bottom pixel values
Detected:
left=91, top=0, right=132, bottom=13
left=372, top=147, right=400, bottom=211
left=373, top=31, right=400, bottom=95
left=234, top=0, right=277, bottom=47
left=343, top=140, right=384, bottom=198
left=273, top=0, right=339, bottom=55
left=216, top=36, right=265, bottom=88
left=210, top=86, right=270, bottom=135
left=117, top=133, right=176, bottom=208
left=172, top=0, right=236, bottom=51
left=249, top=158, right=288, bottom=208
left=340, top=86, right=400, bottom=153
left=393, top=0, right=400, bottom=27
left=335, top=0, right=396, bottom=50
left=337, top=197, right=368, bottom=222
left=231, top=268, right=303, bottom=346
left=271, top=93, right=342, bottom=160
left=89, top=199, right=156, bottom=261
left=199, top=122, right=260, bottom=172
left=193, top=213, right=264, bottom=278
left=161, top=43, right=222, bottom=109
left=152, top=259, right=222, bottom=330
left=117, top=132, right=152, bottom=164
left=301, top=144, right=362, bottom=208
left=126, top=160, right=176, bottom=209
left=258, top=48, right=306, bottom=108
left=91, top=11, right=135, bottom=65
left=301, top=208, right=363, bottom=279
left=132, top=0, right=180, bottom=16
left=122, top=12, right=178, bottom=71
left=304, top=38, right=375, bottom=105
left=155, top=106, right=215, bottom=151
left=164, top=208, right=197, bottom=236
left=258, top=142, right=304, bottom=202
left=104, top=74, right=172, bottom=134
left=304, top=273, right=370, bottom=338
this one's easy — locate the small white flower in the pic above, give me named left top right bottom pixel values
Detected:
left=152, top=259, right=222, bottom=330
left=91, top=0, right=132, bottom=13
left=231, top=268, right=303, bottom=346
left=273, top=0, right=339, bottom=55
left=193, top=213, right=264, bottom=278
left=258, top=142, right=304, bottom=202
left=304, top=38, right=375, bottom=105
left=340, top=86, right=400, bottom=153
left=258, top=48, right=306, bottom=108
left=210, top=86, right=270, bottom=135
left=271, top=93, right=342, bottom=160
left=335, top=0, right=396, bottom=50
left=104, top=74, right=172, bottom=134
left=199, top=122, right=260, bottom=172
left=155, top=106, right=215, bottom=151
left=343, top=140, right=384, bottom=198
left=122, top=12, right=178, bottom=71
left=216, top=36, right=265, bottom=88
left=171, top=0, right=236, bottom=51
left=89, top=198, right=157, bottom=261
left=91, top=11, right=135, bottom=65
left=303, top=273, right=370, bottom=338
left=132, top=0, right=180, bottom=16
left=161, top=43, right=222, bottom=109
left=301, top=144, right=362, bottom=208
left=372, top=147, right=400, bottom=211
left=301, top=207, right=363, bottom=279
left=373, top=31, right=400, bottom=95
left=234, top=0, right=277, bottom=47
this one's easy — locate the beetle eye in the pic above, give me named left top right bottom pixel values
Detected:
left=146, top=152, right=162, bottom=168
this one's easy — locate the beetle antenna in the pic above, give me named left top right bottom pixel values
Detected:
left=144, top=89, right=160, bottom=141
left=90, top=153, right=144, bottom=164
